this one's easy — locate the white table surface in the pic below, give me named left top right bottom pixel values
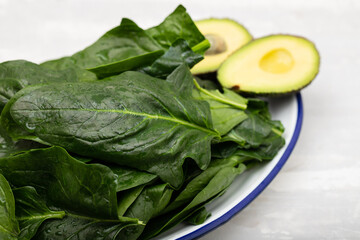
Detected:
left=1, top=0, right=359, bottom=239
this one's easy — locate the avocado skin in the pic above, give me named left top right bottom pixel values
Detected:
left=217, top=34, right=320, bottom=96
left=230, top=80, right=315, bottom=97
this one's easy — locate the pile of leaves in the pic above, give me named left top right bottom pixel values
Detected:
left=0, top=5, right=285, bottom=240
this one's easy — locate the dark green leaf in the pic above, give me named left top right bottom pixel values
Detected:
left=194, top=77, right=220, bottom=90
left=0, top=60, right=78, bottom=111
left=0, top=78, right=22, bottom=113
left=110, top=166, right=157, bottom=192
left=141, top=164, right=246, bottom=239
left=0, top=130, right=9, bottom=157
left=211, top=141, right=239, bottom=159
left=33, top=215, right=140, bottom=240
left=0, top=147, right=119, bottom=219
left=193, top=81, right=248, bottom=135
left=185, top=207, right=211, bottom=225
left=41, top=5, right=208, bottom=80
left=213, top=131, right=285, bottom=161
left=247, top=98, right=271, bottom=119
left=0, top=174, right=19, bottom=240
left=140, top=39, right=203, bottom=79
left=146, top=5, right=207, bottom=53
left=9, top=71, right=218, bottom=187
left=117, top=184, right=173, bottom=240
left=221, top=112, right=274, bottom=147
left=117, top=186, right=145, bottom=217
left=162, top=156, right=242, bottom=214
left=0, top=85, right=45, bottom=143
left=235, top=131, right=286, bottom=161
left=42, top=18, right=164, bottom=80
left=13, top=186, right=65, bottom=240
left=41, top=57, right=97, bottom=81
left=88, top=50, right=164, bottom=79
left=166, top=63, right=195, bottom=97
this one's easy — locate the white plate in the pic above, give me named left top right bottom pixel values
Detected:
left=158, top=94, right=303, bottom=240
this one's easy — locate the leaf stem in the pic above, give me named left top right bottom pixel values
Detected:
left=193, top=79, right=247, bottom=110
left=191, top=39, right=210, bottom=54
left=16, top=211, right=66, bottom=221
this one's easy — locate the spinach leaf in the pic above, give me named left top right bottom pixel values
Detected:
left=221, top=110, right=285, bottom=149
left=0, top=78, right=22, bottom=112
left=12, top=186, right=65, bottom=240
left=221, top=112, right=275, bottom=147
left=185, top=207, right=211, bottom=225
left=117, top=184, right=173, bottom=240
left=145, top=5, right=207, bottom=54
left=9, top=174, right=142, bottom=240
left=165, top=63, right=194, bottom=96
left=117, top=186, right=145, bottom=217
left=162, top=156, right=243, bottom=214
left=0, top=60, right=78, bottom=111
left=110, top=166, right=157, bottom=192
left=140, top=39, right=203, bottom=79
left=0, top=127, right=45, bottom=158
left=88, top=50, right=164, bottom=79
left=0, top=85, right=45, bottom=143
left=33, top=215, right=140, bottom=240
left=141, top=164, right=246, bottom=239
left=0, top=147, right=119, bottom=219
left=0, top=130, right=9, bottom=157
left=247, top=97, right=271, bottom=119
left=234, top=131, right=286, bottom=161
left=0, top=174, right=19, bottom=240
left=212, top=130, right=285, bottom=161
left=41, top=57, right=97, bottom=81
left=210, top=96, right=285, bottom=162
left=193, top=80, right=248, bottom=135
left=42, top=18, right=164, bottom=80
left=9, top=69, right=219, bottom=187
left=193, top=80, right=248, bottom=110
left=194, top=76, right=220, bottom=90
left=41, top=5, right=208, bottom=80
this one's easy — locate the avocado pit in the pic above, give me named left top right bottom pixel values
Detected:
left=191, top=18, right=252, bottom=74
left=205, top=34, right=227, bottom=55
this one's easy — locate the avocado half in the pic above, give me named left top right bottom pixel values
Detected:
left=218, top=35, right=320, bottom=95
left=191, top=18, right=252, bottom=75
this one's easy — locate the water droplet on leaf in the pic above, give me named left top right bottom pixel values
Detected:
left=25, top=122, right=36, bottom=131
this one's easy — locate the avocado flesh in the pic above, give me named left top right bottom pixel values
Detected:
left=191, top=18, right=252, bottom=75
left=218, top=35, right=320, bottom=95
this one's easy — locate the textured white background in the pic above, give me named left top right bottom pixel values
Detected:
left=1, top=0, right=360, bottom=239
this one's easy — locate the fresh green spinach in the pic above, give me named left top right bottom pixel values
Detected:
left=141, top=164, right=246, bottom=239
left=0, top=147, right=119, bottom=219
left=41, top=5, right=209, bottom=80
left=117, top=184, right=173, bottom=240
left=33, top=215, right=140, bottom=240
left=13, top=186, right=65, bottom=240
left=193, top=80, right=248, bottom=135
left=110, top=166, right=157, bottom=192
left=0, top=174, right=19, bottom=240
left=9, top=68, right=219, bottom=187
left=0, top=60, right=78, bottom=111
left=0, top=5, right=288, bottom=239
left=185, top=207, right=211, bottom=225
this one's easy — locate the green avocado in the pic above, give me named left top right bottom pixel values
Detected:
left=191, top=18, right=252, bottom=75
left=218, top=35, right=320, bottom=95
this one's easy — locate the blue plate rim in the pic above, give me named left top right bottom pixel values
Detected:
left=178, top=93, right=304, bottom=240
